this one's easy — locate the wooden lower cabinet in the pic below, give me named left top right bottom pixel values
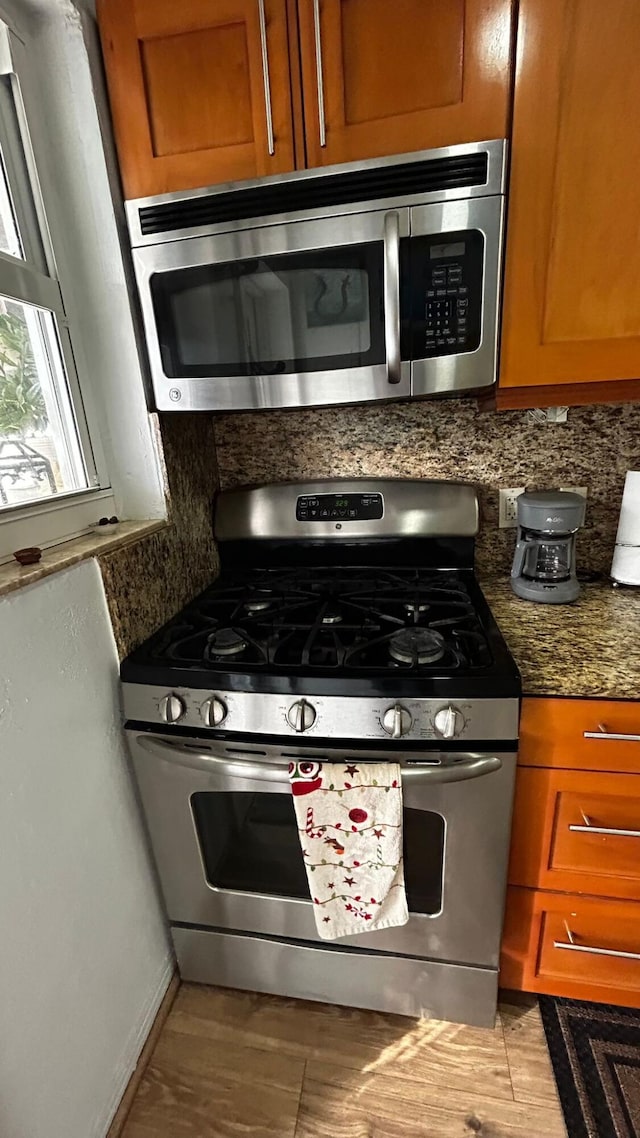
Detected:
left=501, top=888, right=640, bottom=1008
left=519, top=697, right=640, bottom=774
left=502, top=695, right=640, bottom=1005
left=509, top=767, right=640, bottom=901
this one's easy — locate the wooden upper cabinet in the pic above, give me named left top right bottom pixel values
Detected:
left=97, top=0, right=296, bottom=199
left=500, top=0, right=640, bottom=390
left=296, top=0, right=514, bottom=169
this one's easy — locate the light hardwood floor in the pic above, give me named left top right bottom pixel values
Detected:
left=117, top=985, right=567, bottom=1137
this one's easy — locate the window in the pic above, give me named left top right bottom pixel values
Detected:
left=0, top=23, right=112, bottom=560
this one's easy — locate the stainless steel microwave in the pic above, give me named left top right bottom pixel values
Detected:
left=126, top=140, right=506, bottom=413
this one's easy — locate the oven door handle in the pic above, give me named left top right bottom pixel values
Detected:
left=402, top=755, right=503, bottom=782
left=136, top=736, right=291, bottom=782
left=135, top=737, right=502, bottom=784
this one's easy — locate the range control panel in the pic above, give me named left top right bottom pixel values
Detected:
left=296, top=492, right=384, bottom=522
left=123, top=685, right=520, bottom=743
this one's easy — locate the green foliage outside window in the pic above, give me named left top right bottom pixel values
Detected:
left=0, top=309, right=46, bottom=438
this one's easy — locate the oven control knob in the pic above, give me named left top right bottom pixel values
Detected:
left=159, top=692, right=186, bottom=724
left=287, top=699, right=317, bottom=733
left=201, top=696, right=228, bottom=728
left=381, top=704, right=412, bottom=739
left=433, top=705, right=464, bottom=739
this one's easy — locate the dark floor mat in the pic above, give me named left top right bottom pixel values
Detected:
left=539, top=995, right=640, bottom=1138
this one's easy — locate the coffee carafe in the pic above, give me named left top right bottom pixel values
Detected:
left=510, top=490, right=586, bottom=603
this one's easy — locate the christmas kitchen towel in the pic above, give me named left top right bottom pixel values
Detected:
left=289, top=759, right=409, bottom=940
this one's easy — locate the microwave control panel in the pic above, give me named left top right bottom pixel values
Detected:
left=296, top=492, right=383, bottom=522
left=402, top=229, right=484, bottom=360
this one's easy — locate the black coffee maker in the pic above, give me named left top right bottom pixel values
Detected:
left=511, top=490, right=586, bottom=603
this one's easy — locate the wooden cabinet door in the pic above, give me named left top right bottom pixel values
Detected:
left=98, top=0, right=296, bottom=199
left=519, top=698, right=640, bottom=776
left=296, top=0, right=514, bottom=170
left=509, top=767, right=640, bottom=901
left=501, top=887, right=640, bottom=1007
left=500, top=0, right=640, bottom=390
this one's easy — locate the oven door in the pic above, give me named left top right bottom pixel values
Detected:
left=133, top=209, right=410, bottom=412
left=128, top=733, right=516, bottom=969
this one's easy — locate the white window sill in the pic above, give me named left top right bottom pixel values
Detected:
left=0, top=486, right=120, bottom=562
left=0, top=518, right=167, bottom=598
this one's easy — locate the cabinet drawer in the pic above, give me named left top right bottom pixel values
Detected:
left=501, top=888, right=640, bottom=1007
left=519, top=698, right=640, bottom=773
left=509, top=767, right=640, bottom=900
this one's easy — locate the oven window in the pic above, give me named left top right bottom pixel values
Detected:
left=150, top=243, right=385, bottom=378
left=191, top=792, right=444, bottom=915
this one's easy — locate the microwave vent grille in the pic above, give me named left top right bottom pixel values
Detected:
left=136, top=152, right=489, bottom=238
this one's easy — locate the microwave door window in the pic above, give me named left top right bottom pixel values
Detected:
left=241, top=265, right=296, bottom=372
left=150, top=244, right=385, bottom=379
left=167, top=278, right=243, bottom=369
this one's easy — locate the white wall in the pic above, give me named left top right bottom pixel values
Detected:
left=0, top=560, right=172, bottom=1138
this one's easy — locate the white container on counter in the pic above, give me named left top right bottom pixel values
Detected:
left=611, top=471, right=640, bottom=585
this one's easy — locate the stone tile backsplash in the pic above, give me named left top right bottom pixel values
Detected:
left=99, top=413, right=219, bottom=657
left=213, top=399, right=640, bottom=575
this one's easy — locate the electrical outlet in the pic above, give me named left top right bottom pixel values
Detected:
left=526, top=407, right=569, bottom=424
left=498, top=487, right=526, bottom=528
left=559, top=486, right=588, bottom=499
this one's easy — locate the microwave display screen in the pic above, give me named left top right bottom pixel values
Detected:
left=296, top=493, right=384, bottom=521
left=430, top=242, right=466, bottom=259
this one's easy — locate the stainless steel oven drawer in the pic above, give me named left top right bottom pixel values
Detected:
left=172, top=926, right=498, bottom=1027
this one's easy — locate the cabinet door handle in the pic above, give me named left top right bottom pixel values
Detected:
left=312, top=0, right=327, bottom=147
left=554, top=933, right=640, bottom=963
left=584, top=722, right=640, bottom=742
left=569, top=809, right=640, bottom=838
left=258, top=0, right=275, bottom=156
left=383, top=210, right=401, bottom=384
left=569, top=823, right=640, bottom=837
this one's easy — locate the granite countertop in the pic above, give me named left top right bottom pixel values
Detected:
left=481, top=577, right=640, bottom=701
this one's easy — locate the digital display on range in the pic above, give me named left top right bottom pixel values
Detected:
left=296, top=493, right=384, bottom=521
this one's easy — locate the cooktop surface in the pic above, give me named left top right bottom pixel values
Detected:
left=122, top=566, right=520, bottom=699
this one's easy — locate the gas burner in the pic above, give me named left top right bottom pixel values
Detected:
left=245, top=599, right=273, bottom=613
left=207, top=627, right=248, bottom=657
left=388, top=627, right=446, bottom=666
left=404, top=602, right=429, bottom=616
left=321, top=611, right=343, bottom=625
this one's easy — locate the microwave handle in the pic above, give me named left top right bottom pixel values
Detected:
left=135, top=736, right=501, bottom=784
left=384, top=211, right=401, bottom=384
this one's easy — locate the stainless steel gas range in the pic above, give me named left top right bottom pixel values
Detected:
left=122, top=479, right=521, bottom=1027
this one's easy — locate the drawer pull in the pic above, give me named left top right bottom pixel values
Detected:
left=555, top=923, right=640, bottom=963
left=584, top=723, right=640, bottom=742
left=569, top=824, right=640, bottom=837
left=569, top=811, right=640, bottom=839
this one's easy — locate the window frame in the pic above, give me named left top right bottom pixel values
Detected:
left=0, top=20, right=115, bottom=563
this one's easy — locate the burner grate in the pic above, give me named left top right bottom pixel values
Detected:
left=149, top=568, right=493, bottom=675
